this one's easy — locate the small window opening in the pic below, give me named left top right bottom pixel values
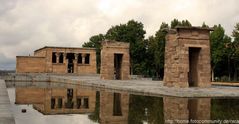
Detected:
left=83, top=97, right=89, bottom=109
left=77, top=98, right=81, bottom=109
left=51, top=98, right=56, bottom=109
left=78, top=54, right=82, bottom=64
left=85, top=54, right=90, bottom=64
left=59, top=53, right=64, bottom=63
left=52, top=52, right=56, bottom=63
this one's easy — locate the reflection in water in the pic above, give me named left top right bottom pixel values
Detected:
left=164, top=97, right=211, bottom=124
left=14, top=87, right=239, bottom=124
left=211, top=99, right=239, bottom=120
left=100, top=91, right=129, bottom=124
left=128, top=95, right=164, bottom=124
left=15, top=87, right=96, bottom=115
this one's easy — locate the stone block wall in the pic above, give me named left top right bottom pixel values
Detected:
left=16, top=56, right=46, bottom=73
left=164, top=27, right=212, bottom=88
left=77, top=51, right=97, bottom=74
left=52, top=64, right=66, bottom=73
left=100, top=40, right=130, bottom=80
left=16, top=46, right=97, bottom=74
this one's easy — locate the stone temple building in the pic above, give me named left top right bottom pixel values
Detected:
left=100, top=40, right=130, bottom=80
left=164, top=27, right=212, bottom=88
left=16, top=46, right=97, bottom=74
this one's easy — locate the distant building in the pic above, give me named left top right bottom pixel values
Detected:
left=16, top=46, right=97, bottom=74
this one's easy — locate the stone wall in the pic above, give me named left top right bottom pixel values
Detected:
left=16, top=56, right=46, bottom=73
left=164, top=27, right=212, bottom=88
left=100, top=40, right=130, bottom=80
left=52, top=64, right=66, bottom=73
left=16, top=46, right=97, bottom=74
left=77, top=51, right=97, bottom=74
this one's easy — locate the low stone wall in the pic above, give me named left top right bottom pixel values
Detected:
left=16, top=56, right=46, bottom=73
left=1, top=73, right=50, bottom=82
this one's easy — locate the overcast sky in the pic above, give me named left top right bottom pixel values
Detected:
left=0, top=0, right=239, bottom=70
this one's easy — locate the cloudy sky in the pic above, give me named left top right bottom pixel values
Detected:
left=0, top=0, right=239, bottom=70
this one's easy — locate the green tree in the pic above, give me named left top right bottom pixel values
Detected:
left=147, top=22, right=169, bottom=79
left=202, top=22, right=209, bottom=28
left=231, top=23, right=239, bottom=80
left=170, top=19, right=191, bottom=28
left=181, top=19, right=192, bottom=27
left=83, top=34, right=105, bottom=73
left=105, top=20, right=147, bottom=75
left=232, top=23, right=239, bottom=43
left=170, top=18, right=181, bottom=28
left=210, top=24, right=231, bottom=81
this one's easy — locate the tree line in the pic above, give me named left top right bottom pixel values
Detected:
left=83, top=19, right=239, bottom=81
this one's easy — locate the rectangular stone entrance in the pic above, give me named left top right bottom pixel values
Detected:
left=67, top=53, right=74, bottom=73
left=189, top=47, right=201, bottom=87
left=114, top=54, right=123, bottom=80
left=100, top=40, right=130, bottom=80
left=164, top=27, right=212, bottom=88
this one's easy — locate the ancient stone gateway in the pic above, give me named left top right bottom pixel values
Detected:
left=164, top=27, right=212, bottom=88
left=100, top=40, right=130, bottom=80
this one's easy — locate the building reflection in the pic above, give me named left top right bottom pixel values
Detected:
left=15, top=87, right=96, bottom=114
left=99, top=91, right=129, bottom=124
left=15, top=87, right=213, bottom=123
left=163, top=97, right=211, bottom=124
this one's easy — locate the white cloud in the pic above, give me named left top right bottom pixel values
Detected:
left=0, top=0, right=239, bottom=69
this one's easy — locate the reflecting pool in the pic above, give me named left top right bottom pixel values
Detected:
left=7, top=86, right=239, bottom=124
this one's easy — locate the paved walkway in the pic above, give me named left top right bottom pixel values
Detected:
left=3, top=73, right=239, bottom=98
left=212, top=82, right=239, bottom=87
left=49, top=75, right=239, bottom=98
left=0, top=79, right=15, bottom=124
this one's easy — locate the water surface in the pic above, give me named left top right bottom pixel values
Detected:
left=7, top=85, right=239, bottom=124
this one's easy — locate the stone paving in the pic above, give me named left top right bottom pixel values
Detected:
left=0, top=79, right=15, bottom=124
left=3, top=73, right=239, bottom=98
left=50, top=75, right=239, bottom=98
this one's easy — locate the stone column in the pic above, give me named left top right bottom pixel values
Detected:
left=55, top=52, right=60, bottom=63
left=63, top=53, right=68, bottom=73
left=73, top=53, right=79, bottom=73
left=81, top=53, right=86, bottom=64
left=63, top=53, right=67, bottom=64
left=73, top=89, right=77, bottom=109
